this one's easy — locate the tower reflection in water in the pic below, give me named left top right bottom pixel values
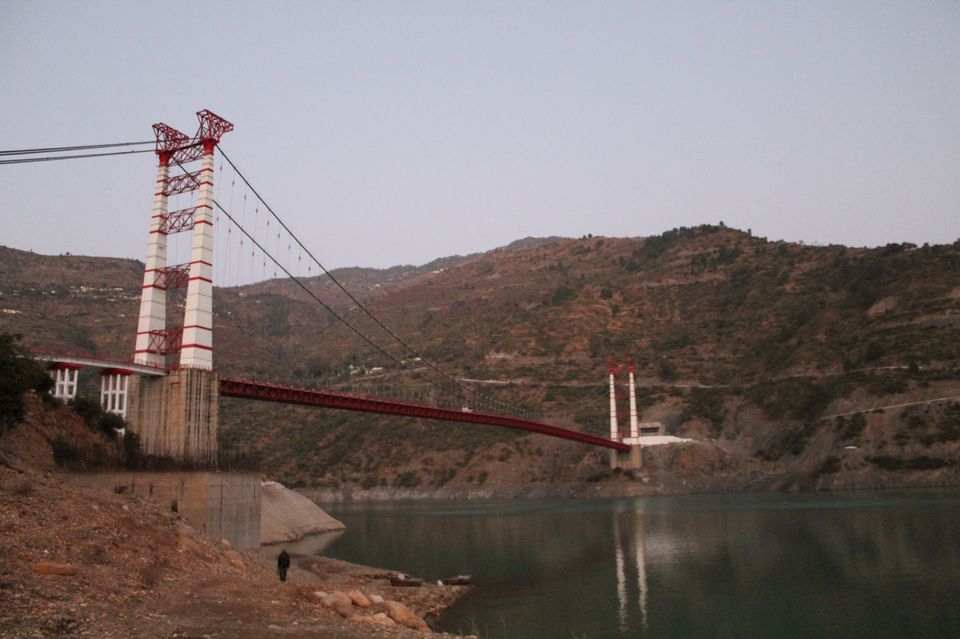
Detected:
left=613, top=505, right=649, bottom=634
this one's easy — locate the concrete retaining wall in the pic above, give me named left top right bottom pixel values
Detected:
left=69, top=472, right=261, bottom=549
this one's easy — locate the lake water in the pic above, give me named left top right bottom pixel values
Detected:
left=318, top=491, right=960, bottom=638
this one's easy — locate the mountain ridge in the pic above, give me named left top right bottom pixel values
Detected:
left=2, top=226, right=959, bottom=493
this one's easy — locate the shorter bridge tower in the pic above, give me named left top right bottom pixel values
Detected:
left=127, top=110, right=232, bottom=462
left=608, top=360, right=643, bottom=470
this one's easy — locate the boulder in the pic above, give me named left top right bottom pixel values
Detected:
left=369, top=594, right=385, bottom=604
left=347, top=589, right=372, bottom=608
left=351, top=613, right=396, bottom=627
left=320, top=591, right=354, bottom=618
left=33, top=561, right=79, bottom=576
left=376, top=600, right=429, bottom=632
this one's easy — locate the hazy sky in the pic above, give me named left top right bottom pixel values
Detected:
left=1, top=1, right=958, bottom=273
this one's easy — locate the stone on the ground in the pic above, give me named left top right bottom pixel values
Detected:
left=351, top=612, right=396, bottom=627
left=347, top=589, right=372, bottom=608
left=222, top=550, right=244, bottom=569
left=33, top=561, right=79, bottom=576
left=376, top=600, right=429, bottom=632
left=320, top=591, right=354, bottom=618
left=369, top=594, right=384, bottom=604
left=177, top=532, right=203, bottom=557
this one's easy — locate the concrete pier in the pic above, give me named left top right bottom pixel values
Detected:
left=126, top=369, right=219, bottom=463
left=610, top=445, right=643, bottom=471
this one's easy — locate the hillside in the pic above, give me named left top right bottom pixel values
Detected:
left=0, top=395, right=467, bottom=638
left=2, top=227, right=959, bottom=494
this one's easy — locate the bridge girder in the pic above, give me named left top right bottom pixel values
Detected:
left=219, top=377, right=629, bottom=451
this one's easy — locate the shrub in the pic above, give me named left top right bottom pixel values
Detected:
left=868, top=455, right=951, bottom=471
left=658, top=359, right=677, bottom=382
left=757, top=421, right=819, bottom=461
left=905, top=456, right=950, bottom=470
left=99, top=412, right=126, bottom=439
left=51, top=436, right=80, bottom=466
left=393, top=471, right=421, bottom=488
left=842, top=413, right=867, bottom=441
left=867, top=455, right=903, bottom=471
left=752, top=378, right=832, bottom=421
left=864, top=341, right=884, bottom=362
left=1, top=332, right=54, bottom=432
left=122, top=431, right=142, bottom=467
left=551, top=285, right=577, bottom=305
left=70, top=395, right=102, bottom=428
left=820, top=456, right=842, bottom=474
left=683, top=388, right=725, bottom=436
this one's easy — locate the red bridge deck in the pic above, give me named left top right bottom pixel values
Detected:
left=219, top=377, right=629, bottom=451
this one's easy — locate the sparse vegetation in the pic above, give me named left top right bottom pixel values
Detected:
left=868, top=455, right=952, bottom=471
left=820, top=456, right=842, bottom=474
left=4, top=230, right=960, bottom=490
left=0, top=332, right=54, bottom=432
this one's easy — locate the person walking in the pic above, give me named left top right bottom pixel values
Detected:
left=277, top=549, right=290, bottom=582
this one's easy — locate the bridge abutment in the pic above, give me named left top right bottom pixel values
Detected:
left=126, top=368, right=219, bottom=463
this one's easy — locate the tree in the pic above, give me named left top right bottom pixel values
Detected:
left=1, top=332, right=54, bottom=432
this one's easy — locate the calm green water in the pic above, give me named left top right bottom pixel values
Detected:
left=317, top=491, right=960, bottom=638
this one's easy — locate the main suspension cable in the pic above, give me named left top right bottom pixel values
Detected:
left=211, top=197, right=463, bottom=399
left=0, top=140, right=154, bottom=156
left=0, top=148, right=154, bottom=165
left=215, top=144, right=477, bottom=397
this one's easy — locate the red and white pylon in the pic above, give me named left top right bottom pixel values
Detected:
left=133, top=110, right=233, bottom=370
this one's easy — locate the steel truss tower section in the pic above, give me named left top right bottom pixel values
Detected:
left=133, top=110, right=233, bottom=370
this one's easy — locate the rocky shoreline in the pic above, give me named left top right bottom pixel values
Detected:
left=0, top=464, right=472, bottom=638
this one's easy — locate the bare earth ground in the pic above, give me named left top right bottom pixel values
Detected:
left=0, top=464, right=470, bottom=638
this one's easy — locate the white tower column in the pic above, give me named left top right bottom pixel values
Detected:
left=628, top=367, right=639, bottom=441
left=134, top=162, right=170, bottom=366
left=179, top=150, right=216, bottom=369
left=609, top=370, right=619, bottom=441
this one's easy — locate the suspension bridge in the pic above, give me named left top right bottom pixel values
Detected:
left=10, top=109, right=649, bottom=464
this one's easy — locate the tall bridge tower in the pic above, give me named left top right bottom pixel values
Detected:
left=134, top=110, right=233, bottom=368
left=126, top=110, right=233, bottom=462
